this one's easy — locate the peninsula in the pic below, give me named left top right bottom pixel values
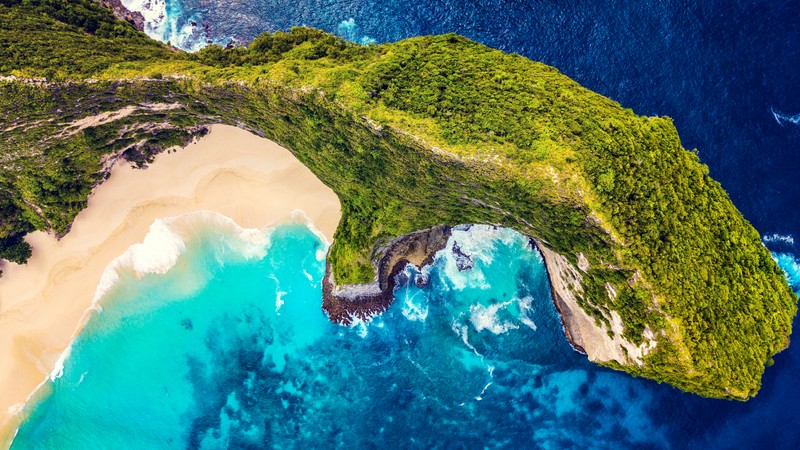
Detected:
left=0, top=0, right=795, bottom=405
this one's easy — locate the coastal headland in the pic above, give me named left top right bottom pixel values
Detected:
left=0, top=0, right=796, bottom=409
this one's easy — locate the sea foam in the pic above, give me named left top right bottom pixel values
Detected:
left=120, top=0, right=206, bottom=51
left=435, top=225, right=519, bottom=291
left=336, top=18, right=377, bottom=45
left=763, top=233, right=795, bottom=247
left=469, top=301, right=519, bottom=334
left=771, top=108, right=800, bottom=126
left=15, top=210, right=279, bottom=447
left=773, top=252, right=800, bottom=291
left=47, top=211, right=271, bottom=386
left=93, top=211, right=271, bottom=304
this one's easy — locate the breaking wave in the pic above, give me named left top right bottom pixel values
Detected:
left=771, top=108, right=800, bottom=127
left=120, top=0, right=207, bottom=51
left=774, top=252, right=800, bottom=291
left=336, top=18, right=376, bottom=45
left=763, top=233, right=795, bottom=247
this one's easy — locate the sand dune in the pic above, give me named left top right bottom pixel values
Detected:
left=0, top=124, right=341, bottom=444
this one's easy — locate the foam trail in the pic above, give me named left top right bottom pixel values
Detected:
left=451, top=320, right=484, bottom=360
left=475, top=366, right=495, bottom=401
left=517, top=296, right=538, bottom=331
left=763, top=233, right=795, bottom=246
left=773, top=252, right=800, bottom=292
left=771, top=108, right=800, bottom=126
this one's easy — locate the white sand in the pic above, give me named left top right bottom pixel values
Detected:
left=0, top=124, right=341, bottom=444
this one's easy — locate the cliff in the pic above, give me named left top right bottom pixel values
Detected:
left=0, top=0, right=796, bottom=400
left=95, top=0, right=145, bottom=31
left=323, top=225, right=451, bottom=324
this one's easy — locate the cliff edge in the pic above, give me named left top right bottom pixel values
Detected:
left=0, top=1, right=795, bottom=399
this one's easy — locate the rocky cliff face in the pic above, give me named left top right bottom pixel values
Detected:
left=322, top=225, right=452, bottom=324
left=95, top=0, right=145, bottom=31
left=534, top=242, right=657, bottom=366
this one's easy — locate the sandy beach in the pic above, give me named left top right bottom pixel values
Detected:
left=0, top=124, right=341, bottom=444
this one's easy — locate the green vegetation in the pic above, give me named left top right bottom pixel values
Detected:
left=0, top=0, right=795, bottom=399
left=0, top=0, right=178, bottom=78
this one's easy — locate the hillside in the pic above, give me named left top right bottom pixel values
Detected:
left=0, top=0, right=796, bottom=400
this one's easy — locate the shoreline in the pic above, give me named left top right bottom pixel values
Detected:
left=322, top=225, right=452, bottom=324
left=0, top=121, right=632, bottom=444
left=320, top=224, right=624, bottom=365
left=0, top=124, right=341, bottom=445
left=531, top=240, right=588, bottom=355
left=320, top=225, right=593, bottom=360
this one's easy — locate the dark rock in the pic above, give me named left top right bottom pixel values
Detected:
left=180, top=318, right=193, bottom=330
left=322, top=225, right=452, bottom=325
left=451, top=241, right=473, bottom=271
left=415, top=273, right=430, bottom=288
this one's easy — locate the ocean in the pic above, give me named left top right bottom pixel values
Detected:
left=13, top=1, right=800, bottom=448
left=12, top=214, right=800, bottom=448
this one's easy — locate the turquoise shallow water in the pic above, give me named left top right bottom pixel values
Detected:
left=11, top=213, right=800, bottom=449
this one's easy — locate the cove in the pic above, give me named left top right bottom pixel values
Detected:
left=11, top=213, right=800, bottom=448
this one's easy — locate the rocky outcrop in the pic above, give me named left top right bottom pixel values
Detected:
left=322, top=225, right=451, bottom=324
left=96, top=0, right=145, bottom=31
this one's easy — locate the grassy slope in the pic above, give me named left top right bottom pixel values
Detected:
left=0, top=0, right=795, bottom=399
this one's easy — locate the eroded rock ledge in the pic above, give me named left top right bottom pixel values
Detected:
left=322, top=225, right=452, bottom=324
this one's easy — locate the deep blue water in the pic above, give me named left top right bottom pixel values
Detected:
left=14, top=1, right=800, bottom=448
